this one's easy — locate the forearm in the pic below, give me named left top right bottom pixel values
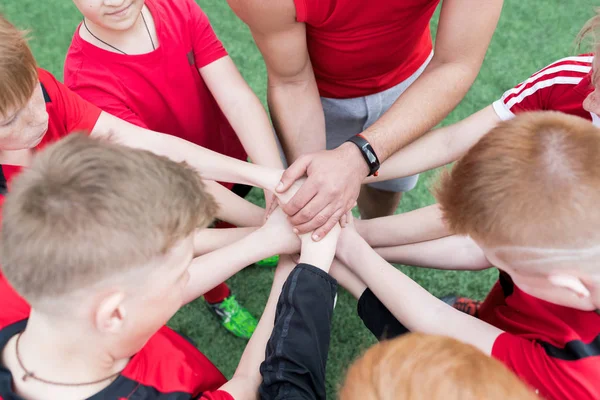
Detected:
left=337, top=233, right=500, bottom=353
left=220, top=257, right=293, bottom=400
left=204, top=57, right=284, bottom=170
left=204, top=180, right=264, bottom=227
left=268, top=81, right=326, bottom=162
left=374, top=235, right=492, bottom=271
left=193, top=227, right=258, bottom=256
left=363, top=60, right=482, bottom=161
left=355, top=204, right=451, bottom=247
left=365, top=105, right=501, bottom=182
left=184, top=230, right=276, bottom=303
left=92, top=112, right=283, bottom=191
left=260, top=263, right=337, bottom=400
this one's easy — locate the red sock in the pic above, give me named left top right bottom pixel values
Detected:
left=204, top=282, right=231, bottom=304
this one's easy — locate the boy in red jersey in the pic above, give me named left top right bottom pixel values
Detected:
left=334, top=112, right=600, bottom=400
left=64, top=0, right=286, bottom=337
left=0, top=134, right=305, bottom=400
left=228, top=0, right=503, bottom=241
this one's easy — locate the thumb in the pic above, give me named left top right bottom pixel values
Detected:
left=277, top=156, right=311, bottom=193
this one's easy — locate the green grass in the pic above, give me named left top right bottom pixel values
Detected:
left=0, top=0, right=594, bottom=397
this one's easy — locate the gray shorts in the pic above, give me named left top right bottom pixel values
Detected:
left=322, top=52, right=433, bottom=192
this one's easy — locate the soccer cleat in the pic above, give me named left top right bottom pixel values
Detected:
left=207, top=295, right=257, bottom=339
left=441, top=295, right=481, bottom=317
left=255, top=254, right=280, bottom=267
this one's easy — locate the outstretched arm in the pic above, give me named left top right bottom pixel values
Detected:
left=366, top=105, right=501, bottom=182
left=184, top=208, right=300, bottom=304
left=204, top=180, right=265, bottom=227
left=217, top=256, right=296, bottom=400
left=374, top=235, right=492, bottom=271
left=336, top=228, right=502, bottom=355
left=355, top=204, right=451, bottom=247
left=91, top=111, right=284, bottom=191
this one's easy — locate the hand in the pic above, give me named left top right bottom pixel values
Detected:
left=276, top=143, right=369, bottom=241
left=263, top=190, right=278, bottom=223
left=335, top=215, right=361, bottom=262
left=260, top=207, right=301, bottom=255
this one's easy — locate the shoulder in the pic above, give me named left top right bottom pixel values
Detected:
left=121, top=326, right=227, bottom=395
left=0, top=274, right=30, bottom=330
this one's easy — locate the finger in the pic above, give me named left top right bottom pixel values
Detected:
left=287, top=189, right=332, bottom=227
left=277, top=156, right=311, bottom=193
left=312, top=207, right=346, bottom=241
left=292, top=202, right=337, bottom=235
left=280, top=179, right=319, bottom=217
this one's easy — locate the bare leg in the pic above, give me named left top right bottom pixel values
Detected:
left=357, top=185, right=402, bottom=219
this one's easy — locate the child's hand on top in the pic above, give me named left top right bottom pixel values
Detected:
left=260, top=207, right=301, bottom=255
left=298, top=223, right=341, bottom=273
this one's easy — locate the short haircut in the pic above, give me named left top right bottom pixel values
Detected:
left=0, top=13, right=38, bottom=118
left=1, top=134, right=217, bottom=306
left=340, top=333, right=537, bottom=400
left=436, top=112, right=600, bottom=248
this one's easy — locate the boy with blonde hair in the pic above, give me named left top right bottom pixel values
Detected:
left=0, top=134, right=304, bottom=400
left=334, top=112, right=600, bottom=400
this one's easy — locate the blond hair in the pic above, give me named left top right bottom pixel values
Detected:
left=1, top=134, right=217, bottom=306
left=0, top=13, right=38, bottom=118
left=436, top=112, right=600, bottom=249
left=577, top=9, right=600, bottom=87
left=340, top=333, right=537, bottom=400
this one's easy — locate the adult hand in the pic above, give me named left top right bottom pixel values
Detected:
left=276, top=142, right=368, bottom=240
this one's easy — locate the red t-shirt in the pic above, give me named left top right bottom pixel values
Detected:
left=0, top=274, right=234, bottom=400
left=64, top=0, right=247, bottom=191
left=478, top=272, right=600, bottom=400
left=492, top=54, right=600, bottom=126
left=295, top=0, right=440, bottom=98
left=1, top=68, right=102, bottom=186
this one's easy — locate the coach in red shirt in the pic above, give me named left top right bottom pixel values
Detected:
left=228, top=0, right=503, bottom=240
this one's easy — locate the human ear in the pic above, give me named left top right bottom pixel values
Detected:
left=95, top=292, right=127, bottom=334
left=548, top=274, right=590, bottom=298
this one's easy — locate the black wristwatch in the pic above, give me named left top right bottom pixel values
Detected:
left=345, top=134, right=380, bottom=177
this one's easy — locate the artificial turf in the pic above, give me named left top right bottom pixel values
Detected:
left=0, top=0, right=594, bottom=396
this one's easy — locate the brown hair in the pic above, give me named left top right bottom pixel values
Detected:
left=1, top=134, right=217, bottom=305
left=0, top=13, right=38, bottom=118
left=340, top=333, right=538, bottom=400
left=436, top=112, right=600, bottom=248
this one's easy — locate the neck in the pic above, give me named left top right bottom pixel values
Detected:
left=0, top=149, right=34, bottom=167
left=80, top=6, right=156, bottom=55
left=14, top=310, right=127, bottom=386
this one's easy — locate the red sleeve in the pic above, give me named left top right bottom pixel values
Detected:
left=197, top=390, right=235, bottom=400
left=492, top=333, right=599, bottom=400
left=491, top=57, right=592, bottom=121
left=186, top=0, right=228, bottom=68
left=38, top=69, right=102, bottom=135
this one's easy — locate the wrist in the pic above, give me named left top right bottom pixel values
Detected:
left=339, top=142, right=370, bottom=177
left=254, top=166, right=285, bottom=193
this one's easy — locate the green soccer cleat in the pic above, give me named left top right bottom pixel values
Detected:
left=207, top=295, right=257, bottom=339
left=255, top=254, right=280, bottom=267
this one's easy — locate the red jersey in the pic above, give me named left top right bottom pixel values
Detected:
left=64, top=0, right=247, bottom=190
left=0, top=68, right=102, bottom=189
left=295, top=0, right=440, bottom=98
left=492, top=55, right=600, bottom=126
left=478, top=272, right=600, bottom=400
left=0, top=275, right=233, bottom=400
